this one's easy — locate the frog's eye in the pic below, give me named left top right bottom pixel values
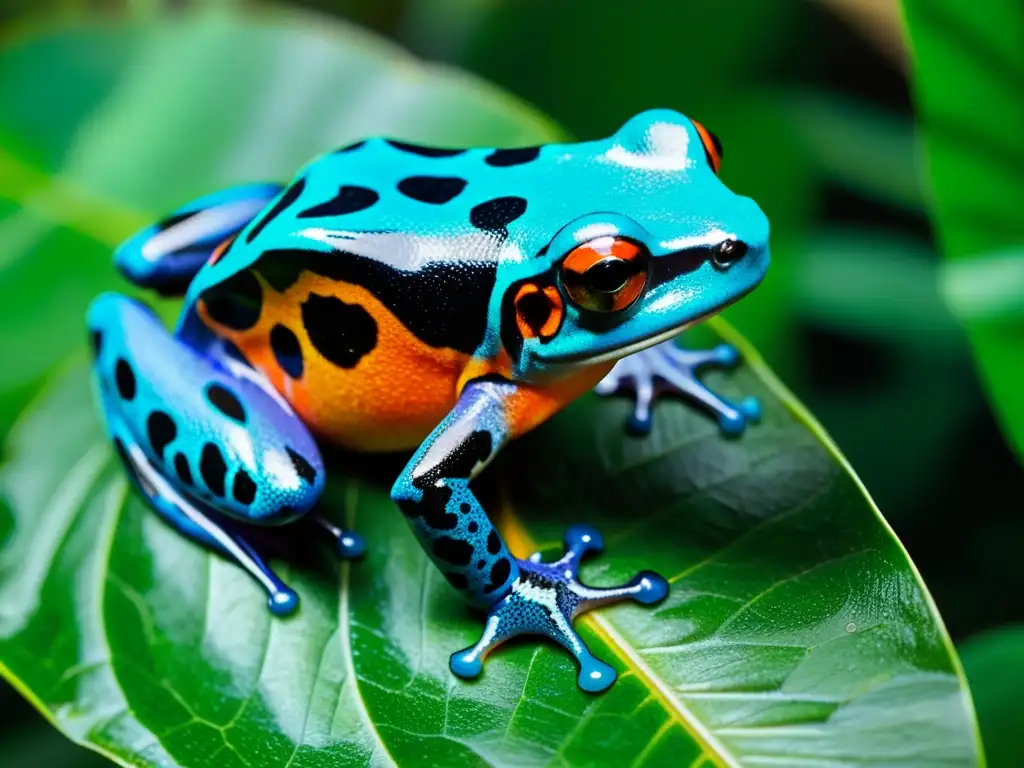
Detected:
left=691, top=119, right=723, bottom=174
left=559, top=236, right=649, bottom=313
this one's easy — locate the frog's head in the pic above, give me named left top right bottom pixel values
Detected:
left=500, top=109, right=769, bottom=378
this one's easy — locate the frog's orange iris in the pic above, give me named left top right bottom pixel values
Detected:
left=560, top=237, right=647, bottom=313
left=691, top=119, right=723, bottom=174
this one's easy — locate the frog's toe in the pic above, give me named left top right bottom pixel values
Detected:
left=448, top=525, right=668, bottom=694
left=577, top=655, right=617, bottom=693
left=268, top=588, right=300, bottom=616
left=308, top=514, right=366, bottom=560
left=595, top=339, right=760, bottom=437
left=709, top=342, right=740, bottom=367
left=337, top=531, right=367, bottom=559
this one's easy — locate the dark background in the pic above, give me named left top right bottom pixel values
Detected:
left=1, top=0, right=1020, bottom=764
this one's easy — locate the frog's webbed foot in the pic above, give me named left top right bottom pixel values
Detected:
left=595, top=339, right=761, bottom=436
left=449, top=525, right=668, bottom=693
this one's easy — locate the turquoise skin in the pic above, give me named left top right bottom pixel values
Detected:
left=87, top=109, right=770, bottom=692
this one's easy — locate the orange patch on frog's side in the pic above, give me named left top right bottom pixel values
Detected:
left=501, top=362, right=614, bottom=439
left=198, top=271, right=471, bottom=452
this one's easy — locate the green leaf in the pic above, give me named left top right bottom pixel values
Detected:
left=0, top=6, right=981, bottom=767
left=901, top=0, right=1024, bottom=460
left=959, top=626, right=1024, bottom=768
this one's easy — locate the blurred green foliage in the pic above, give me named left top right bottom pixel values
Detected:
left=902, top=0, right=1024, bottom=463
left=959, top=625, right=1024, bottom=767
left=0, top=0, right=1022, bottom=765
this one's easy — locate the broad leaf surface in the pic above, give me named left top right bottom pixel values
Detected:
left=902, top=0, right=1024, bottom=460
left=0, top=7, right=980, bottom=767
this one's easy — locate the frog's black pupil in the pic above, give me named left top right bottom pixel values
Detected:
left=586, top=259, right=630, bottom=293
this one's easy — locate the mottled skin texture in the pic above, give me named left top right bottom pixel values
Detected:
left=87, top=109, right=770, bottom=692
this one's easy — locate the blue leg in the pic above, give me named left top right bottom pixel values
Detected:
left=391, top=381, right=668, bottom=693
left=87, top=293, right=358, bottom=614
left=114, top=182, right=283, bottom=295
left=109, top=436, right=299, bottom=615
left=595, top=339, right=761, bottom=436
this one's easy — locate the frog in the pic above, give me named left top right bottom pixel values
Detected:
left=86, top=109, right=769, bottom=693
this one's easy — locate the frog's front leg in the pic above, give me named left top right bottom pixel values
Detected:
left=595, top=338, right=761, bottom=436
left=391, top=380, right=668, bottom=693
left=88, top=293, right=363, bottom=614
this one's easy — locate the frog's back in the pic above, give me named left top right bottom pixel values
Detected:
left=189, top=138, right=558, bottom=451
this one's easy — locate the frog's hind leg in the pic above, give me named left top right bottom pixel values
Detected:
left=114, top=182, right=283, bottom=296
left=110, top=435, right=300, bottom=614
left=87, top=292, right=360, bottom=614
left=595, top=339, right=761, bottom=436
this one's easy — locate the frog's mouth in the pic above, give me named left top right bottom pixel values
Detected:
left=540, top=284, right=755, bottom=368
left=545, top=312, right=713, bottom=368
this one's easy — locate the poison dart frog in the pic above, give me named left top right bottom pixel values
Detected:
left=87, top=109, right=769, bottom=693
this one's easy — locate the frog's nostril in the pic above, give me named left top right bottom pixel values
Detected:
left=711, top=239, right=748, bottom=269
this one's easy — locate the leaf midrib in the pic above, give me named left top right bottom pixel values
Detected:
left=339, top=480, right=397, bottom=768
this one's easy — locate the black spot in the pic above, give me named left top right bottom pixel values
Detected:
left=460, top=502, right=471, bottom=514
left=174, top=453, right=193, bottom=486
left=516, top=290, right=553, bottom=335
left=286, top=447, right=316, bottom=485
left=397, top=176, right=467, bottom=204
left=270, top=324, right=304, bottom=379
left=253, top=248, right=496, bottom=355
left=115, top=359, right=136, bottom=401
left=301, top=293, right=378, bottom=369
left=146, top=411, right=177, bottom=459
left=257, top=259, right=305, bottom=293
left=334, top=140, right=365, bottom=153
left=201, top=270, right=262, bottom=330
left=487, top=529, right=502, bottom=555
left=206, top=384, right=246, bottom=423
left=412, top=430, right=493, bottom=491
left=232, top=469, right=257, bottom=505
left=444, top=571, right=469, bottom=589
left=500, top=274, right=558, bottom=363
left=404, top=485, right=460, bottom=531
left=386, top=139, right=465, bottom=157
left=476, top=559, right=486, bottom=570
left=246, top=178, right=306, bottom=244
left=486, top=558, right=512, bottom=593
left=200, top=443, right=227, bottom=496
left=470, top=196, right=527, bottom=235
left=468, top=521, right=478, bottom=533
left=90, top=330, right=103, bottom=357
left=485, top=147, right=540, bottom=167
left=297, top=186, right=378, bottom=218
left=433, top=536, right=474, bottom=566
